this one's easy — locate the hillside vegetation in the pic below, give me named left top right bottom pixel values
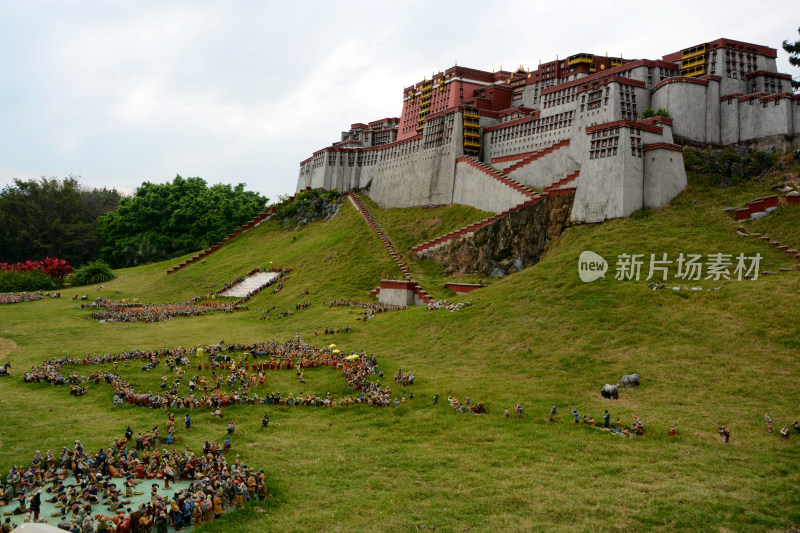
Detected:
left=0, top=153, right=798, bottom=532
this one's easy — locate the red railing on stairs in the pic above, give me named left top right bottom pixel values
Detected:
left=504, top=139, right=571, bottom=174
left=456, top=156, right=538, bottom=200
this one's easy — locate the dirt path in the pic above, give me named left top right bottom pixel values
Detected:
left=0, top=337, right=17, bottom=359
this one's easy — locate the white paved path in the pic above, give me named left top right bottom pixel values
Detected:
left=220, top=271, right=280, bottom=297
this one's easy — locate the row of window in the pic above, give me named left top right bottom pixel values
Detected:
left=590, top=146, right=644, bottom=159
left=590, top=136, right=619, bottom=150
left=488, top=111, right=575, bottom=144
left=753, top=80, right=784, bottom=94
left=646, top=66, right=678, bottom=86
left=590, top=126, right=621, bottom=138
left=589, top=146, right=618, bottom=159
left=730, top=96, right=792, bottom=107
left=542, top=86, right=579, bottom=108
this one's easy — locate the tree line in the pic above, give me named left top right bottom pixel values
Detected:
left=0, top=177, right=122, bottom=267
left=0, top=175, right=268, bottom=269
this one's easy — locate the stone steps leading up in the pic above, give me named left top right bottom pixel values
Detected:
left=742, top=229, right=800, bottom=261
left=457, top=156, right=538, bottom=200
left=734, top=195, right=780, bottom=221
left=733, top=192, right=800, bottom=222
left=544, top=170, right=580, bottom=192
left=347, top=192, right=433, bottom=303
left=504, top=138, right=571, bottom=174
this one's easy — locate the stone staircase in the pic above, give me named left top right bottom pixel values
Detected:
left=740, top=228, right=800, bottom=262
left=457, top=156, right=538, bottom=200
left=413, top=151, right=578, bottom=258
left=734, top=193, right=799, bottom=221
left=166, top=188, right=311, bottom=274
left=347, top=192, right=433, bottom=304
left=544, top=170, right=580, bottom=192
left=733, top=195, right=780, bottom=221
left=503, top=139, right=571, bottom=174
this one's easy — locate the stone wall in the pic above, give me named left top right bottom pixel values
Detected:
left=417, top=192, right=574, bottom=277
left=378, top=281, right=416, bottom=306
left=738, top=95, right=794, bottom=141
left=651, top=80, right=709, bottom=143
left=643, top=146, right=687, bottom=208
left=366, top=142, right=458, bottom=208
left=655, top=79, right=800, bottom=148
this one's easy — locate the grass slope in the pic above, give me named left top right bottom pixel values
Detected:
left=358, top=196, right=492, bottom=296
left=0, top=164, right=799, bottom=532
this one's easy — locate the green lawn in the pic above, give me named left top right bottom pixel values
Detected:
left=0, top=159, right=799, bottom=532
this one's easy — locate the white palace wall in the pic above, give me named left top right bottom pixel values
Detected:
left=297, top=43, right=796, bottom=226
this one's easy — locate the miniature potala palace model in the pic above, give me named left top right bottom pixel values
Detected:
left=297, top=38, right=797, bottom=224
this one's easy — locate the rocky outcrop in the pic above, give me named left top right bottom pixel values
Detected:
left=417, top=192, right=574, bottom=277
left=281, top=194, right=341, bottom=229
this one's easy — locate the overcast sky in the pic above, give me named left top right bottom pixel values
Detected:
left=0, top=0, right=797, bottom=202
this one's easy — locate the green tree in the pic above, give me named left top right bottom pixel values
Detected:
left=97, top=176, right=267, bottom=267
left=783, top=27, right=800, bottom=91
left=0, top=177, right=122, bottom=265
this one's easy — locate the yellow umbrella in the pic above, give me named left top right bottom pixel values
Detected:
left=332, top=349, right=341, bottom=355
left=345, top=354, right=359, bottom=361
left=328, top=344, right=337, bottom=350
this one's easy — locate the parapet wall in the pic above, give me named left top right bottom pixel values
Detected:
left=367, top=142, right=458, bottom=208
left=653, top=77, right=800, bottom=147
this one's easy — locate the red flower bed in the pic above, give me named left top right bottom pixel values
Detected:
left=0, top=257, right=73, bottom=282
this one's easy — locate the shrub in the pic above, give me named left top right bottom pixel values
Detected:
left=38, top=257, right=73, bottom=282
left=0, top=270, right=60, bottom=292
left=0, top=257, right=72, bottom=288
left=684, top=148, right=778, bottom=188
left=71, top=260, right=116, bottom=286
left=641, top=108, right=670, bottom=119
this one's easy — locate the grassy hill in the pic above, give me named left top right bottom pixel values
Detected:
left=0, top=154, right=798, bottom=532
